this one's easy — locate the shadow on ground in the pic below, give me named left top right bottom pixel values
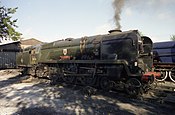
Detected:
left=0, top=70, right=174, bottom=114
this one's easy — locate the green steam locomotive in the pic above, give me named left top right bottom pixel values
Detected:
left=17, top=30, right=159, bottom=96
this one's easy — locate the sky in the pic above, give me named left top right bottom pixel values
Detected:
left=1, top=0, right=175, bottom=42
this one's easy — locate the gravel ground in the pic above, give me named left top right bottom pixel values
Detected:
left=0, top=69, right=175, bottom=115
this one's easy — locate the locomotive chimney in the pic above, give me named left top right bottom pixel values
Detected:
left=108, top=29, right=122, bottom=34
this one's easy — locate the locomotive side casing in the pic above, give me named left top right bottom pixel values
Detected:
left=39, top=36, right=102, bottom=62
left=39, top=31, right=140, bottom=63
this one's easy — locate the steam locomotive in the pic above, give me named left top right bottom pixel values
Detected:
left=17, top=30, right=159, bottom=96
left=153, top=41, right=175, bottom=82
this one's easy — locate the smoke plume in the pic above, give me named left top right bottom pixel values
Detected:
left=112, top=0, right=125, bottom=29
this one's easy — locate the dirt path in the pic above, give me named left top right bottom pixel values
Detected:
left=0, top=69, right=174, bottom=115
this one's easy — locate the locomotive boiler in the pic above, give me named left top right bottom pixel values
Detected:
left=17, top=30, right=159, bottom=96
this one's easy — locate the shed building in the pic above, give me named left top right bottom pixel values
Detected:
left=0, top=41, right=21, bottom=69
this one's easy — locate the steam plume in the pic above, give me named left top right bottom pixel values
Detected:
left=112, top=0, right=125, bottom=29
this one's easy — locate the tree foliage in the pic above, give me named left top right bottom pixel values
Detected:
left=0, top=5, right=22, bottom=41
left=138, top=31, right=144, bottom=36
left=170, top=35, right=175, bottom=41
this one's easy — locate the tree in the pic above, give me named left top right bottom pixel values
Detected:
left=138, top=31, right=144, bottom=36
left=170, top=35, right=175, bottom=41
left=0, top=5, right=22, bottom=41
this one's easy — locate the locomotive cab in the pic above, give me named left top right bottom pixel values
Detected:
left=16, top=44, right=42, bottom=67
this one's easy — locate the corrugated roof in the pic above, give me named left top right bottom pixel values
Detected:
left=0, top=41, right=20, bottom=46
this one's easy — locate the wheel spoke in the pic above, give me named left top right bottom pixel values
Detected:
left=100, top=77, right=112, bottom=91
left=125, top=78, right=141, bottom=96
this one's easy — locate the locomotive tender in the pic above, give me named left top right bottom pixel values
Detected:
left=153, top=41, right=175, bottom=82
left=17, top=30, right=158, bottom=96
